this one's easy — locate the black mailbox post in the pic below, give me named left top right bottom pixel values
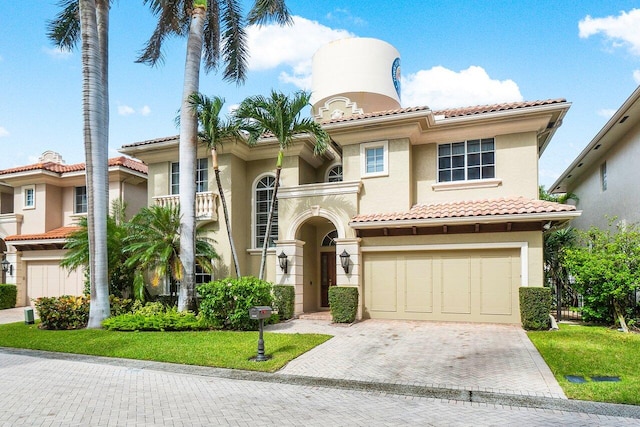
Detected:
left=249, top=306, right=272, bottom=361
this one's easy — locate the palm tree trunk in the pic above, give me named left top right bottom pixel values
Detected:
left=259, top=150, right=282, bottom=280
left=178, top=4, right=205, bottom=312
left=80, top=0, right=110, bottom=328
left=212, top=148, right=241, bottom=278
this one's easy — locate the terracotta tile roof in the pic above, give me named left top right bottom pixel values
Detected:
left=4, top=226, right=80, bottom=242
left=323, top=99, right=567, bottom=125
left=351, top=196, right=576, bottom=223
left=121, top=134, right=179, bottom=149
left=0, top=156, right=147, bottom=176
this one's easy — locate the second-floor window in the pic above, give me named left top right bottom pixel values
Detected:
left=255, top=175, right=278, bottom=248
left=360, top=140, right=389, bottom=178
left=327, top=165, right=343, bottom=182
left=438, top=138, right=495, bottom=182
left=171, top=159, right=209, bottom=195
left=600, top=162, right=607, bottom=192
left=75, top=186, right=88, bottom=214
left=23, top=185, right=35, bottom=209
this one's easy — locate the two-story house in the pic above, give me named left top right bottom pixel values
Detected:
left=551, top=85, right=640, bottom=230
left=0, top=151, right=147, bottom=307
left=121, top=38, right=579, bottom=324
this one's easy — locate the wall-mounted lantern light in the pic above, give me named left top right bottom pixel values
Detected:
left=278, top=251, right=288, bottom=274
left=339, top=250, right=350, bottom=274
left=1, top=257, right=12, bottom=276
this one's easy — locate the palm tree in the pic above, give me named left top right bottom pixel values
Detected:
left=48, top=0, right=111, bottom=327
left=138, top=0, right=291, bottom=311
left=123, top=205, right=218, bottom=302
left=235, top=90, right=330, bottom=279
left=188, top=93, right=242, bottom=277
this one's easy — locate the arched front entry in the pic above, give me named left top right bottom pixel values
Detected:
left=276, top=207, right=361, bottom=316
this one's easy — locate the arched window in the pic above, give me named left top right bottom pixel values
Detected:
left=321, top=230, right=338, bottom=247
left=255, top=175, right=278, bottom=248
left=327, top=165, right=343, bottom=182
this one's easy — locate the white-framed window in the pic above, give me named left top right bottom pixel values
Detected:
left=74, top=186, right=88, bottom=214
left=170, top=158, right=209, bottom=195
left=327, top=165, right=343, bottom=182
left=600, top=162, right=607, bottom=192
left=254, top=175, right=278, bottom=248
left=438, top=138, right=495, bottom=182
left=195, top=263, right=212, bottom=285
left=360, top=140, right=389, bottom=178
left=23, top=185, right=35, bottom=209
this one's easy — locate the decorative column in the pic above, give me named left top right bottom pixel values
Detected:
left=334, top=238, right=362, bottom=319
left=274, top=239, right=305, bottom=315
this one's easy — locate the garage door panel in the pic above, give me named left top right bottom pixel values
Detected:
left=480, top=256, right=513, bottom=315
left=404, top=257, right=433, bottom=313
left=365, top=255, right=397, bottom=312
left=441, top=257, right=471, bottom=314
left=27, top=261, right=84, bottom=301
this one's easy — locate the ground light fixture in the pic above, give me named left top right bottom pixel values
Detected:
left=340, top=250, right=350, bottom=274
left=1, top=257, right=12, bottom=276
left=278, top=251, right=288, bottom=274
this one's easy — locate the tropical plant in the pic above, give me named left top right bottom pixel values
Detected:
left=123, top=205, right=218, bottom=301
left=188, top=93, right=242, bottom=277
left=564, top=221, right=640, bottom=332
left=235, top=90, right=330, bottom=279
left=48, top=0, right=111, bottom=327
left=544, top=226, right=578, bottom=314
left=138, top=0, right=291, bottom=311
left=539, top=185, right=578, bottom=204
left=61, top=200, right=135, bottom=297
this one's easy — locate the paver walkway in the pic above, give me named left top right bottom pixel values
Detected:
left=267, top=318, right=565, bottom=399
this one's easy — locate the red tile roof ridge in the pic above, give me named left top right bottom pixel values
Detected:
left=5, top=226, right=81, bottom=242
left=121, top=134, right=179, bottom=148
left=0, top=156, right=147, bottom=176
left=351, top=196, right=576, bottom=223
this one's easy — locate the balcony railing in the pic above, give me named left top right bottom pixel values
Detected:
left=153, top=192, right=218, bottom=221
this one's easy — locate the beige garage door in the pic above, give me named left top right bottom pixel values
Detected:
left=363, top=249, right=521, bottom=323
left=27, top=261, right=85, bottom=302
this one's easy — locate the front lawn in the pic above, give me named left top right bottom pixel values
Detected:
left=528, top=324, right=640, bottom=405
left=0, top=321, right=331, bottom=372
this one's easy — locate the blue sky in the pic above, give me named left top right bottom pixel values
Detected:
left=1, top=1, right=639, bottom=188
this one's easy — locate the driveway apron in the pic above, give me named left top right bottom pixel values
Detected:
left=266, top=319, right=565, bottom=399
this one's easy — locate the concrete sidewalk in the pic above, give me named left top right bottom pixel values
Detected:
left=0, top=306, right=36, bottom=324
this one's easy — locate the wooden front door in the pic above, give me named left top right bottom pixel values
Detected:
left=321, top=251, right=336, bottom=307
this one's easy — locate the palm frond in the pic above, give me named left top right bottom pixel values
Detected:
left=219, top=0, right=248, bottom=82
left=247, top=0, right=292, bottom=26
left=137, top=0, right=189, bottom=66
left=47, top=0, right=80, bottom=51
left=202, top=0, right=221, bottom=72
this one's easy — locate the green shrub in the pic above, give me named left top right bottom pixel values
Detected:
left=329, top=286, right=358, bottom=323
left=109, top=295, right=136, bottom=317
left=0, top=284, right=17, bottom=309
left=273, top=285, right=295, bottom=320
left=102, top=306, right=204, bottom=331
left=519, top=287, right=552, bottom=330
left=198, top=276, right=273, bottom=331
left=34, top=295, right=90, bottom=330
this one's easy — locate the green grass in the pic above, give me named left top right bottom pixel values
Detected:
left=0, top=322, right=331, bottom=372
left=528, top=324, right=640, bottom=405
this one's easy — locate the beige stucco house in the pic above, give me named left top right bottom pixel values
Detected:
left=0, top=151, right=147, bottom=306
left=551, top=85, right=640, bottom=230
left=120, top=38, right=579, bottom=324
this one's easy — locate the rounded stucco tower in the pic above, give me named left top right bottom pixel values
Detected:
left=311, top=38, right=401, bottom=121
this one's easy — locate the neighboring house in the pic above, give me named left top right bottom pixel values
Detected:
left=121, top=38, right=579, bottom=324
left=0, top=151, right=147, bottom=307
left=551, top=85, right=640, bottom=230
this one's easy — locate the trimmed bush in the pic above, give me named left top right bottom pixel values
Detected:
left=519, top=287, right=552, bottom=330
left=198, top=276, right=273, bottom=331
left=109, top=295, right=136, bottom=317
left=102, top=306, right=204, bottom=331
left=35, top=295, right=90, bottom=330
left=329, top=286, right=358, bottom=323
left=273, top=285, right=295, bottom=320
left=0, top=284, right=17, bottom=309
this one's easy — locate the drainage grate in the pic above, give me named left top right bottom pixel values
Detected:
left=591, top=376, right=620, bottom=382
left=565, top=375, right=587, bottom=383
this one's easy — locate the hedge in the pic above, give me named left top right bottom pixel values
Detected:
left=328, top=286, right=358, bottom=323
left=273, top=285, right=295, bottom=320
left=519, top=287, right=552, bottom=330
left=0, top=284, right=17, bottom=309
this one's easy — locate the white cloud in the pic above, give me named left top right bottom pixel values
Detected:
left=43, top=46, right=73, bottom=59
left=0, top=126, right=9, bottom=137
left=246, top=15, right=353, bottom=88
left=579, top=9, right=640, bottom=55
left=634, top=69, right=640, bottom=84
left=140, top=105, right=151, bottom=116
left=598, top=108, right=616, bottom=119
left=325, top=8, right=366, bottom=26
left=401, top=66, right=523, bottom=110
left=118, top=105, right=135, bottom=116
